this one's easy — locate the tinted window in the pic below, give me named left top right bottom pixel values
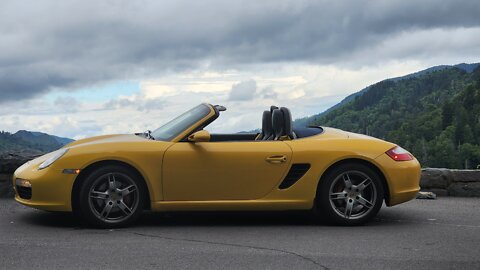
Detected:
left=151, top=104, right=211, bottom=141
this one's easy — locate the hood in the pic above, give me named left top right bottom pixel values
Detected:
left=317, top=127, right=350, bottom=139
left=345, top=131, right=384, bottom=141
left=64, top=134, right=147, bottom=148
left=317, top=127, right=385, bottom=142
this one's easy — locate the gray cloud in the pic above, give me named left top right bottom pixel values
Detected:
left=54, top=96, right=80, bottom=113
left=140, top=98, right=168, bottom=112
left=228, top=79, right=257, bottom=101
left=103, top=98, right=136, bottom=110
left=1, top=0, right=480, bottom=103
left=259, top=86, right=278, bottom=99
left=103, top=96, right=168, bottom=112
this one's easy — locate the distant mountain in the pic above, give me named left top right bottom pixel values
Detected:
left=294, top=62, right=480, bottom=169
left=0, top=130, right=74, bottom=155
left=50, top=135, right=75, bottom=145
left=294, top=63, right=480, bottom=128
left=15, top=130, right=74, bottom=146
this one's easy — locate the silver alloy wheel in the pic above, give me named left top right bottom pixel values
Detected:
left=328, top=170, right=377, bottom=220
left=88, top=172, right=139, bottom=224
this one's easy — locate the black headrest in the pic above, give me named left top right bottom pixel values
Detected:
left=280, top=107, right=294, bottom=139
left=272, top=109, right=285, bottom=139
left=261, top=110, right=273, bottom=139
left=270, top=105, right=278, bottom=113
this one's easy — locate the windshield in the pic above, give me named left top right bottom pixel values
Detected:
left=151, top=104, right=211, bottom=141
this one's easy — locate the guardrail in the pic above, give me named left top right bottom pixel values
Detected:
left=420, top=168, right=480, bottom=197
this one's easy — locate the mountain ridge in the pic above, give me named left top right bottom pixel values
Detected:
left=296, top=62, right=480, bottom=169
left=0, top=130, right=74, bottom=155
left=294, top=62, right=480, bottom=128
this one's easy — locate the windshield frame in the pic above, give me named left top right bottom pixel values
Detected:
left=151, top=103, right=217, bottom=142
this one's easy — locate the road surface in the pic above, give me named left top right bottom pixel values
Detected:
left=0, top=197, right=479, bottom=270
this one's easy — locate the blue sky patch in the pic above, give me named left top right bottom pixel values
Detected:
left=46, top=81, right=140, bottom=103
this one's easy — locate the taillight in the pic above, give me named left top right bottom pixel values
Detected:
left=386, top=146, right=413, bottom=161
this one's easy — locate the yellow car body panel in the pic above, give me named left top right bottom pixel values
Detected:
left=162, top=141, right=293, bottom=201
left=14, top=134, right=174, bottom=211
left=13, top=158, right=77, bottom=211
left=374, top=154, right=421, bottom=205
left=13, top=104, right=421, bottom=213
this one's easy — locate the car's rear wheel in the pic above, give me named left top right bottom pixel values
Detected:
left=314, top=163, right=384, bottom=226
left=75, top=165, right=146, bottom=228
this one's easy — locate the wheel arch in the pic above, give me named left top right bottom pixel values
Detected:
left=71, top=160, right=152, bottom=211
left=316, top=158, right=391, bottom=205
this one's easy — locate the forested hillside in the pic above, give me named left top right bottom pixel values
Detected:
left=301, top=65, right=480, bottom=169
left=0, top=130, right=73, bottom=154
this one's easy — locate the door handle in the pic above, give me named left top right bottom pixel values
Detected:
left=266, top=155, right=287, bottom=164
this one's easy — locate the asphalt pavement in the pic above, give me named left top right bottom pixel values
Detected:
left=1, top=197, right=479, bottom=270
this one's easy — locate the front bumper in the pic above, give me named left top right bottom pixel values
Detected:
left=13, top=161, right=76, bottom=212
left=375, top=153, right=421, bottom=206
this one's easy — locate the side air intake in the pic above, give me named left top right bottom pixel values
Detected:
left=279, top=163, right=311, bottom=189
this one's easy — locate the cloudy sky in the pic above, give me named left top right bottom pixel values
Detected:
left=1, top=0, right=480, bottom=139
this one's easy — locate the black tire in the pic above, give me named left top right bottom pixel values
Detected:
left=74, top=165, right=147, bottom=228
left=313, top=163, right=384, bottom=226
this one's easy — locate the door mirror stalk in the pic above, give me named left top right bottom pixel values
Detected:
left=188, top=130, right=211, bottom=142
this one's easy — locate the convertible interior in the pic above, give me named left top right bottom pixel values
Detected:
left=208, top=105, right=323, bottom=142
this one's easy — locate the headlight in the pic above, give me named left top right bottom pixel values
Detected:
left=38, top=148, right=69, bottom=170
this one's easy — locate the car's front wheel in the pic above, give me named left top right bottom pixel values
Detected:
left=75, top=165, right=146, bottom=228
left=314, top=163, right=384, bottom=226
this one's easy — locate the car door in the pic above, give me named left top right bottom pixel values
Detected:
left=162, top=140, right=292, bottom=201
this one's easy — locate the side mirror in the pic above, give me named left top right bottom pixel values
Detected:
left=188, top=130, right=210, bottom=142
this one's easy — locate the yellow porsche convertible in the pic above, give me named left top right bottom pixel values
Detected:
left=13, top=103, right=421, bottom=227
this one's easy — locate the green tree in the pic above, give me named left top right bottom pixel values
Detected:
left=459, top=143, right=480, bottom=169
left=298, top=66, right=480, bottom=168
left=441, top=102, right=455, bottom=129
